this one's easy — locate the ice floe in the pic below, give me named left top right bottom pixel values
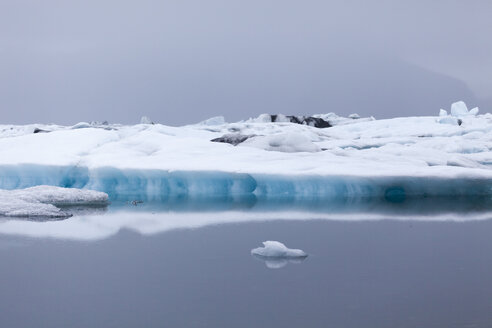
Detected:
left=0, top=186, right=108, bottom=218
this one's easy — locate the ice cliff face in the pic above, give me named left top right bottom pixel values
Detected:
left=0, top=104, right=491, bottom=200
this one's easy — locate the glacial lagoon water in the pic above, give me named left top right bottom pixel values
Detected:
left=1, top=198, right=492, bottom=328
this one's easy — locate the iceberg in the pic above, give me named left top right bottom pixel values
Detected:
left=0, top=102, right=490, bottom=201
left=0, top=186, right=108, bottom=218
left=251, top=241, right=308, bottom=258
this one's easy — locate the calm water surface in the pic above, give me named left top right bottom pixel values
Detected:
left=1, top=204, right=492, bottom=327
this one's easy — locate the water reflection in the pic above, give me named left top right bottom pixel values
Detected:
left=252, top=254, right=308, bottom=269
left=2, top=195, right=490, bottom=222
left=0, top=204, right=491, bottom=241
left=2, top=207, right=492, bottom=327
left=110, top=195, right=492, bottom=215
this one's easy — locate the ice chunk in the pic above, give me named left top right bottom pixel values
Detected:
left=252, top=241, right=308, bottom=268
left=15, top=185, right=109, bottom=205
left=140, top=116, right=154, bottom=124
left=240, top=132, right=321, bottom=152
left=71, top=122, right=92, bottom=129
left=469, top=107, right=479, bottom=116
left=197, top=116, right=226, bottom=126
left=438, top=101, right=479, bottom=124
left=0, top=186, right=108, bottom=218
left=251, top=241, right=307, bottom=258
left=449, top=101, right=478, bottom=117
left=451, top=101, right=469, bottom=116
left=0, top=200, right=66, bottom=218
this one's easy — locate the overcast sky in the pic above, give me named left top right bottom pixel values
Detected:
left=1, top=0, right=491, bottom=125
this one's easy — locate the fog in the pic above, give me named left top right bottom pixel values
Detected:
left=1, top=0, right=491, bottom=125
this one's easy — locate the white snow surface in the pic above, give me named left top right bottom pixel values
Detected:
left=240, top=132, right=321, bottom=153
left=0, top=186, right=108, bottom=218
left=0, top=103, right=491, bottom=198
left=251, top=241, right=308, bottom=258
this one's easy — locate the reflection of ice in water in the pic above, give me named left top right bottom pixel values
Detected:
left=1, top=211, right=492, bottom=242
left=253, top=254, right=307, bottom=269
left=251, top=241, right=308, bottom=269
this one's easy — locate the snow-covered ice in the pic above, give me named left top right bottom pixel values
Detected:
left=240, top=132, right=321, bottom=153
left=0, top=102, right=491, bottom=200
left=0, top=186, right=108, bottom=218
left=251, top=241, right=307, bottom=258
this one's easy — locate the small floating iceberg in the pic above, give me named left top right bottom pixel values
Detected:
left=0, top=186, right=109, bottom=219
left=251, top=241, right=308, bottom=269
left=251, top=240, right=307, bottom=258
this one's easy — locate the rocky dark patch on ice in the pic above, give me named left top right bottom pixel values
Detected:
left=268, top=115, right=332, bottom=128
left=33, top=128, right=50, bottom=134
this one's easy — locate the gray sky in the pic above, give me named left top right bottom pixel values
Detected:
left=1, top=0, right=491, bottom=125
